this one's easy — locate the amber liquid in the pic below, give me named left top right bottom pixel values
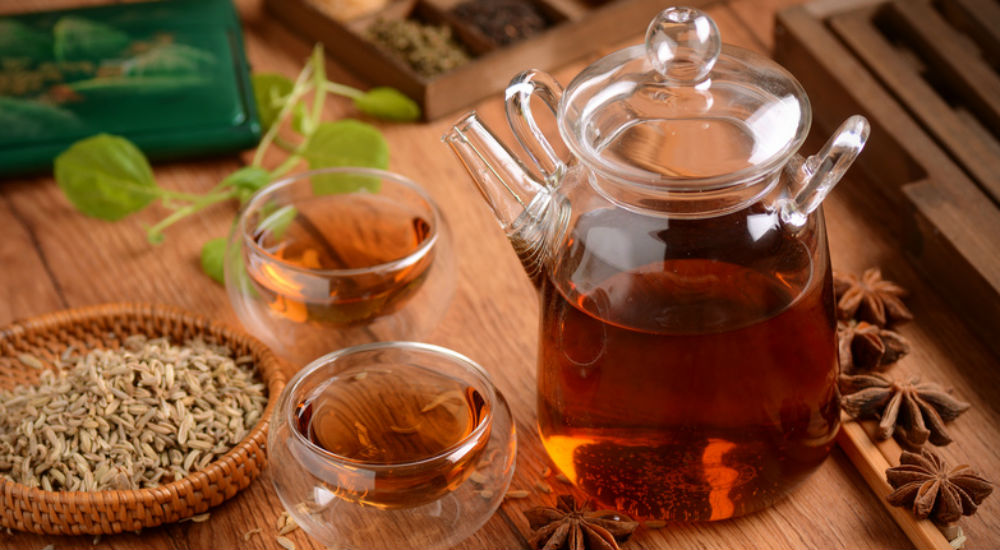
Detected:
left=294, top=365, right=489, bottom=508
left=247, top=193, right=434, bottom=326
left=537, top=207, right=839, bottom=521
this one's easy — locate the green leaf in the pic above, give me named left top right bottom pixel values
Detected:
left=0, top=19, right=52, bottom=59
left=354, top=87, right=420, bottom=121
left=200, top=237, right=227, bottom=284
left=121, top=43, right=215, bottom=77
left=301, top=120, right=388, bottom=194
left=252, top=73, right=306, bottom=133
left=224, top=166, right=272, bottom=204
left=53, top=16, right=130, bottom=61
left=223, top=166, right=271, bottom=193
left=54, top=134, right=158, bottom=221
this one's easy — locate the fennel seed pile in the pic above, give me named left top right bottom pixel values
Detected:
left=0, top=335, right=267, bottom=492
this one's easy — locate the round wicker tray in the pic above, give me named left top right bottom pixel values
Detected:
left=0, top=303, right=286, bottom=535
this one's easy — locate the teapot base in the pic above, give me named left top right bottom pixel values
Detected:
left=536, top=255, right=840, bottom=521
left=540, top=426, right=836, bottom=521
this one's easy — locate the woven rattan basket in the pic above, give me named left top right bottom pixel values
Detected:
left=0, top=303, right=286, bottom=535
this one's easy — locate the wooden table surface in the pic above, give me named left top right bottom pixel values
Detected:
left=3, top=0, right=999, bottom=548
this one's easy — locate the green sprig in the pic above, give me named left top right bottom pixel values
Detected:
left=53, top=45, right=420, bottom=282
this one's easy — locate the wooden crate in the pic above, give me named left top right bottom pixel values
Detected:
left=263, top=0, right=710, bottom=120
left=774, top=0, right=1000, bottom=357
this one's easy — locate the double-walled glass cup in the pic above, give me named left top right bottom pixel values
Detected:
left=224, top=168, right=455, bottom=366
left=268, top=342, right=516, bottom=550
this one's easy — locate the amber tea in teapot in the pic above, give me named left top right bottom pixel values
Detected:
left=445, top=6, right=869, bottom=521
left=537, top=206, right=839, bottom=521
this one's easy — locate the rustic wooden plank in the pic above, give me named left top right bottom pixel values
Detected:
left=837, top=422, right=950, bottom=550
left=902, top=178, right=1000, bottom=356
left=775, top=5, right=1000, bottom=360
left=774, top=7, right=923, bottom=194
left=802, top=0, right=882, bottom=17
left=535, top=0, right=590, bottom=21
left=775, top=5, right=1000, bottom=547
left=935, top=0, right=1000, bottom=69
left=726, top=0, right=806, bottom=51
left=883, top=0, right=1000, bottom=154
left=2, top=160, right=241, bottom=321
left=821, top=163, right=1000, bottom=550
left=829, top=7, right=1000, bottom=205
left=0, top=188, right=66, bottom=325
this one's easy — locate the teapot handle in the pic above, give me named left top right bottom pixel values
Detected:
left=781, top=115, right=871, bottom=226
left=505, top=70, right=566, bottom=185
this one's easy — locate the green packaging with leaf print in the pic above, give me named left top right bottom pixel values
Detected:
left=0, top=0, right=260, bottom=176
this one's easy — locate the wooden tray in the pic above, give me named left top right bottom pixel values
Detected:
left=776, top=2, right=1000, bottom=548
left=774, top=0, right=1000, bottom=358
left=263, top=0, right=709, bottom=119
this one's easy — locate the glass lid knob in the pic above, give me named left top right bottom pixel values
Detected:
left=645, top=7, right=721, bottom=85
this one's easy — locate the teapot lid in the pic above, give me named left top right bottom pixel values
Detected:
left=558, top=7, right=811, bottom=189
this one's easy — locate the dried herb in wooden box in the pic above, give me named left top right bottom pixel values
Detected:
left=367, top=18, right=470, bottom=78
left=452, top=0, right=550, bottom=46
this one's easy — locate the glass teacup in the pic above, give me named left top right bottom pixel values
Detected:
left=224, top=167, right=455, bottom=366
left=268, top=342, right=516, bottom=549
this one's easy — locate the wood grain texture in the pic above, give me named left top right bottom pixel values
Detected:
left=0, top=0, right=995, bottom=548
left=0, top=189, right=66, bottom=322
left=774, top=3, right=1000, bottom=359
left=883, top=0, right=1000, bottom=133
left=821, top=156, right=1000, bottom=550
left=829, top=7, right=1000, bottom=204
left=935, top=0, right=1000, bottom=67
left=262, top=0, right=698, bottom=119
left=836, top=422, right=951, bottom=550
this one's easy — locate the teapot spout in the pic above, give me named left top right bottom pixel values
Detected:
left=443, top=112, right=568, bottom=285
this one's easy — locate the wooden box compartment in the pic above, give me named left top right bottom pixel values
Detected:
left=774, top=0, right=1000, bottom=356
left=264, top=0, right=708, bottom=119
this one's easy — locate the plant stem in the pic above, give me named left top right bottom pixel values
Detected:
left=146, top=190, right=235, bottom=242
left=323, top=81, right=364, bottom=99
left=273, top=136, right=300, bottom=153
left=270, top=153, right=304, bottom=179
left=310, top=45, right=328, bottom=130
left=252, top=61, right=314, bottom=168
left=158, top=188, right=208, bottom=203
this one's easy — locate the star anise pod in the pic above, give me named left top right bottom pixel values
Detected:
left=886, top=448, right=993, bottom=524
left=525, top=495, right=639, bottom=550
left=840, top=374, right=970, bottom=448
left=837, top=320, right=910, bottom=374
left=833, top=268, right=913, bottom=326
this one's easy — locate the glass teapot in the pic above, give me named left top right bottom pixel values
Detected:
left=443, top=7, right=869, bottom=521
